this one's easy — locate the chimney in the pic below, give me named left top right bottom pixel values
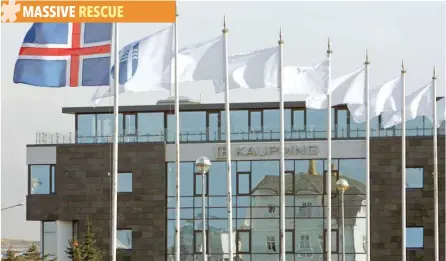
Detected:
left=308, top=159, right=317, bottom=175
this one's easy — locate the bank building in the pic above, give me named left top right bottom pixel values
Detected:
left=26, top=99, right=445, bottom=261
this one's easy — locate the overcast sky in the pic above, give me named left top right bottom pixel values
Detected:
left=1, top=1, right=445, bottom=241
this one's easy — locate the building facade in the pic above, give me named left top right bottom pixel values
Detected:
left=26, top=101, right=445, bottom=261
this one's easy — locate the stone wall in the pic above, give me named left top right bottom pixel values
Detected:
left=370, top=136, right=445, bottom=261
left=27, top=143, right=166, bottom=261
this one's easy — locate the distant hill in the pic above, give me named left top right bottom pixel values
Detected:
left=1, top=239, right=39, bottom=251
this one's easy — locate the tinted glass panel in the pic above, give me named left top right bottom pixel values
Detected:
left=30, top=165, right=50, bottom=194
left=137, top=112, right=164, bottom=142
left=118, top=173, right=132, bottom=192
left=96, top=114, right=113, bottom=143
left=77, top=114, right=96, bottom=143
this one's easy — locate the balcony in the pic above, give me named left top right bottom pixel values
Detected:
left=33, top=125, right=445, bottom=145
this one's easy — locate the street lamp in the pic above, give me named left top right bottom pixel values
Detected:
left=195, top=156, right=212, bottom=261
left=2, top=202, right=24, bottom=211
left=336, top=178, right=350, bottom=261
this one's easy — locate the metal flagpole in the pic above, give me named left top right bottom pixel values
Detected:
left=326, top=39, right=333, bottom=261
left=364, top=51, right=371, bottom=261
left=174, top=7, right=181, bottom=261
left=278, top=28, right=286, bottom=261
left=401, top=60, right=407, bottom=261
left=222, top=15, right=234, bottom=261
left=432, top=66, right=439, bottom=261
left=111, top=22, right=119, bottom=261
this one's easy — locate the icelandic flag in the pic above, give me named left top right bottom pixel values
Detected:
left=13, top=23, right=112, bottom=87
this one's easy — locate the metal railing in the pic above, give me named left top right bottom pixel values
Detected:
left=34, top=125, right=445, bottom=145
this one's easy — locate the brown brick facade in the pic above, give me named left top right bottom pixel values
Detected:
left=27, top=143, right=166, bottom=261
left=370, top=136, right=445, bottom=261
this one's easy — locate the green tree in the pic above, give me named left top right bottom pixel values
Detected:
left=2, top=248, right=22, bottom=261
left=80, top=217, right=103, bottom=261
left=65, top=240, right=82, bottom=261
left=22, top=243, right=55, bottom=261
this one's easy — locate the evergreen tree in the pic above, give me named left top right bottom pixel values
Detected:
left=2, top=248, right=21, bottom=261
left=80, top=217, right=103, bottom=261
left=22, top=243, right=55, bottom=261
left=65, top=240, right=82, bottom=261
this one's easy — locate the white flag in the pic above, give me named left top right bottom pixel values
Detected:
left=283, top=59, right=329, bottom=95
left=348, top=76, right=402, bottom=123
left=381, top=82, right=434, bottom=128
left=437, top=98, right=445, bottom=127
left=163, top=36, right=224, bottom=84
left=213, top=46, right=279, bottom=92
left=92, top=25, right=174, bottom=103
left=306, top=66, right=365, bottom=109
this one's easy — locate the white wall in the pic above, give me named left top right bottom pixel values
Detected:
left=27, top=146, right=56, bottom=164
left=41, top=221, right=73, bottom=261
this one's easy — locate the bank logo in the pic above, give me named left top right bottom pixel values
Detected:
left=1, top=0, right=21, bottom=22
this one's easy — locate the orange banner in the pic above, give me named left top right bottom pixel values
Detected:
left=1, top=0, right=176, bottom=23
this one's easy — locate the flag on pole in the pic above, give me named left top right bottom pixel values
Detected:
left=282, top=59, right=329, bottom=95
left=437, top=98, right=445, bottom=127
left=306, top=66, right=366, bottom=109
left=380, top=81, right=434, bottom=128
left=14, top=23, right=112, bottom=87
left=91, top=25, right=174, bottom=103
left=214, top=46, right=279, bottom=92
left=348, top=76, right=402, bottom=123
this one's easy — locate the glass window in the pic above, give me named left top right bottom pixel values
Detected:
left=335, top=108, right=348, bottom=138
left=237, top=172, right=250, bottom=195
left=306, top=109, right=332, bottom=138
left=168, top=162, right=194, bottom=197
left=292, top=109, right=305, bottom=139
left=208, top=162, right=226, bottom=196
left=167, top=114, right=176, bottom=142
left=338, top=159, right=366, bottom=194
left=406, top=116, right=424, bottom=136
left=221, top=110, right=249, bottom=141
left=286, top=230, right=294, bottom=253
left=29, top=165, right=55, bottom=195
left=77, top=114, right=96, bottom=143
left=406, top=227, right=423, bottom=248
left=72, top=221, right=79, bottom=240
left=117, top=229, right=132, bottom=249
left=325, top=229, right=338, bottom=253
left=423, top=116, right=433, bottom=136
left=208, top=112, right=220, bottom=141
left=406, top=168, right=423, bottom=189
left=181, top=111, right=206, bottom=142
left=263, top=109, right=279, bottom=140
left=266, top=236, right=277, bottom=252
left=251, top=161, right=279, bottom=195
left=249, top=111, right=262, bottom=140
left=237, top=230, right=251, bottom=253
left=123, top=113, right=136, bottom=136
left=194, top=230, right=208, bottom=253
left=298, top=233, right=312, bottom=257
left=118, top=172, right=132, bottom=192
left=42, top=221, right=57, bottom=257
left=96, top=114, right=113, bottom=143
left=194, top=173, right=208, bottom=196
left=137, top=112, right=164, bottom=142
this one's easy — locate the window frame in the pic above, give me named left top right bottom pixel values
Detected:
left=265, top=235, right=277, bottom=253
left=117, top=171, right=133, bottom=193
left=117, top=228, right=133, bottom=250
left=28, top=164, right=56, bottom=195
left=194, top=172, right=209, bottom=196
left=405, top=167, right=424, bottom=189
left=236, top=171, right=251, bottom=196
left=286, top=229, right=295, bottom=254
left=298, top=232, right=313, bottom=257
left=323, top=229, right=339, bottom=254
left=72, top=220, right=79, bottom=241
left=193, top=229, right=209, bottom=254
left=42, top=220, right=56, bottom=257
left=236, top=229, right=251, bottom=254
left=406, top=226, right=424, bottom=249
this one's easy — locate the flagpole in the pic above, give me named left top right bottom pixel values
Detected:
left=278, top=28, right=286, bottom=261
left=110, top=22, right=119, bottom=261
left=401, top=60, right=407, bottom=261
left=326, top=39, right=333, bottom=261
left=222, top=15, right=234, bottom=261
left=364, top=51, right=371, bottom=261
left=174, top=7, right=181, bottom=261
left=432, top=66, right=439, bottom=261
